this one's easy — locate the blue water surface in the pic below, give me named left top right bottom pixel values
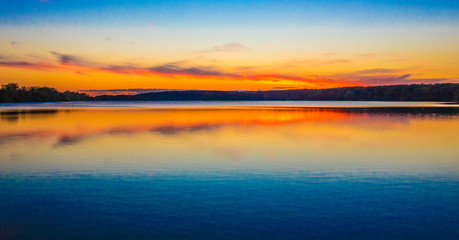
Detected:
left=1, top=171, right=458, bottom=239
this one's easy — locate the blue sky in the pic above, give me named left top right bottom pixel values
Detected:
left=0, top=0, right=458, bottom=92
left=1, top=0, right=458, bottom=27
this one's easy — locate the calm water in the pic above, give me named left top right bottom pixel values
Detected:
left=0, top=101, right=458, bottom=239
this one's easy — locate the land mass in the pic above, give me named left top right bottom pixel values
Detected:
left=0, top=83, right=92, bottom=103
left=1, top=83, right=458, bottom=103
left=97, top=83, right=459, bottom=102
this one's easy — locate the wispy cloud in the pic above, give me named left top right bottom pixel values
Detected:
left=0, top=57, right=56, bottom=70
left=353, top=68, right=400, bottom=74
left=200, top=42, right=249, bottom=53
left=320, top=59, right=349, bottom=65
left=48, top=52, right=242, bottom=78
left=351, top=75, right=451, bottom=85
left=0, top=53, right=456, bottom=87
left=321, top=68, right=455, bottom=86
left=243, top=74, right=307, bottom=82
left=348, top=73, right=413, bottom=85
left=50, top=52, right=98, bottom=67
left=280, top=58, right=351, bottom=68
left=359, top=53, right=377, bottom=58
left=0, top=60, right=36, bottom=67
left=150, top=64, right=240, bottom=77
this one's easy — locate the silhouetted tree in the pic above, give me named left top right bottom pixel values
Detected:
left=0, top=83, right=93, bottom=103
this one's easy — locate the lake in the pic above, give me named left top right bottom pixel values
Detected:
left=1, top=101, right=458, bottom=239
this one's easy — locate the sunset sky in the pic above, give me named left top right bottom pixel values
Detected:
left=0, top=0, right=458, bottom=95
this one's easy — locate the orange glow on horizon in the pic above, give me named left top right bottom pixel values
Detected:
left=0, top=62, right=364, bottom=94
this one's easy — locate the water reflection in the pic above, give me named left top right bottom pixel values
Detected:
left=0, top=109, right=59, bottom=123
left=1, top=106, right=458, bottom=174
left=1, top=105, right=459, bottom=239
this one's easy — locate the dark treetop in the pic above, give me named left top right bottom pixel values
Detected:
left=96, top=83, right=459, bottom=102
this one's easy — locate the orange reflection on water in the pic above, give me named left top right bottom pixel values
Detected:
left=0, top=107, right=458, bottom=173
left=0, top=108, right=347, bottom=142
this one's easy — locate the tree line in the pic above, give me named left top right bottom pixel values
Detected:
left=96, top=83, right=459, bottom=102
left=0, top=83, right=92, bottom=103
left=1, top=82, right=458, bottom=103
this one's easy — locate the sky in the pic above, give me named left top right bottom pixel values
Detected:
left=0, top=0, right=458, bottom=95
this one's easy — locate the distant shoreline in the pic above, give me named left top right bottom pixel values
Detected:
left=1, top=83, right=458, bottom=103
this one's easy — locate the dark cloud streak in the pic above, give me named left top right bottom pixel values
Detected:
left=149, top=64, right=240, bottom=77
left=50, top=52, right=97, bottom=66
left=0, top=61, right=35, bottom=67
